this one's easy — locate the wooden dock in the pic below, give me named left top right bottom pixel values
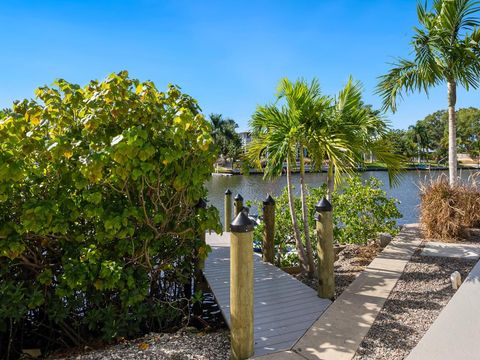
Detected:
left=204, top=232, right=331, bottom=357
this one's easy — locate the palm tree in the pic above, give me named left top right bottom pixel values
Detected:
left=309, top=78, right=403, bottom=200
left=248, top=78, right=335, bottom=276
left=248, top=78, right=402, bottom=275
left=209, top=114, right=242, bottom=166
left=247, top=104, right=311, bottom=273
left=377, top=0, right=480, bottom=185
left=275, top=78, right=328, bottom=277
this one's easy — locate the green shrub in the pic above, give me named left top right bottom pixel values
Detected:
left=321, top=176, right=402, bottom=244
left=0, top=71, right=220, bottom=357
left=254, top=176, right=401, bottom=267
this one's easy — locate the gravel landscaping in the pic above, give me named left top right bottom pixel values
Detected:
left=353, top=247, right=477, bottom=360
left=46, top=290, right=230, bottom=360
left=49, top=330, right=230, bottom=360
left=298, top=243, right=382, bottom=298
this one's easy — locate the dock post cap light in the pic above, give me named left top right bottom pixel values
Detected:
left=263, top=193, right=275, bottom=205
left=230, top=211, right=254, bottom=233
left=315, top=197, right=332, bottom=212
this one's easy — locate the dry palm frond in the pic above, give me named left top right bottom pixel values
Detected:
left=420, top=175, right=480, bottom=240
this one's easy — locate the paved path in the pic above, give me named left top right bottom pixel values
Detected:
left=420, top=241, right=480, bottom=260
left=407, top=258, right=480, bottom=360
left=204, top=232, right=331, bottom=357
left=289, top=224, right=422, bottom=360
left=255, top=224, right=423, bottom=360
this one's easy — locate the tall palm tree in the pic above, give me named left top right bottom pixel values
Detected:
left=377, top=0, right=480, bottom=185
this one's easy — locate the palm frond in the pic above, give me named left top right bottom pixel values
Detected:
left=247, top=102, right=300, bottom=180
left=369, top=138, right=406, bottom=187
left=376, top=58, right=437, bottom=112
left=379, top=0, right=480, bottom=111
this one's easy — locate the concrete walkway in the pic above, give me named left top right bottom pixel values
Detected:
left=421, top=241, right=480, bottom=260
left=256, top=224, right=423, bottom=360
left=407, top=259, right=480, bottom=360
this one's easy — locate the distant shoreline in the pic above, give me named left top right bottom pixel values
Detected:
left=212, top=164, right=480, bottom=176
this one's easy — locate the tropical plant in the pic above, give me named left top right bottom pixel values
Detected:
left=377, top=0, right=480, bottom=185
left=253, top=177, right=402, bottom=267
left=317, top=177, right=402, bottom=245
left=209, top=113, right=242, bottom=167
left=248, top=77, right=402, bottom=275
left=274, top=78, right=329, bottom=276
left=247, top=102, right=312, bottom=274
left=0, top=71, right=220, bottom=356
left=308, top=77, right=403, bottom=199
left=248, top=78, right=336, bottom=276
left=407, top=110, right=448, bottom=163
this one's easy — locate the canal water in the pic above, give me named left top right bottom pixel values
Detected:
left=205, top=169, right=480, bottom=226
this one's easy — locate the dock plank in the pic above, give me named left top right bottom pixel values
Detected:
left=204, top=232, right=331, bottom=357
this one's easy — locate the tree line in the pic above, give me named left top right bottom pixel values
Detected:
left=386, top=107, right=480, bottom=164
left=209, top=106, right=480, bottom=168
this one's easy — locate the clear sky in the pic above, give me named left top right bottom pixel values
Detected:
left=0, top=0, right=478, bottom=131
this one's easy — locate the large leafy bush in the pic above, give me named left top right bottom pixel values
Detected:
left=0, top=71, right=220, bottom=356
left=254, top=176, right=401, bottom=267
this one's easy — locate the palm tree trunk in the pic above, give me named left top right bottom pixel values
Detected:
left=286, top=155, right=308, bottom=272
left=327, top=162, right=334, bottom=201
left=448, top=80, right=457, bottom=185
left=299, top=146, right=315, bottom=277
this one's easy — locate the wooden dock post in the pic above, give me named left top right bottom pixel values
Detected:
left=262, top=194, right=275, bottom=264
left=315, top=197, right=335, bottom=300
left=234, top=193, right=243, bottom=218
left=224, top=189, right=232, bottom=232
left=230, top=211, right=254, bottom=360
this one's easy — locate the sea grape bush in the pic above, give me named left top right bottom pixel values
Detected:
left=319, top=176, right=402, bottom=245
left=254, top=177, right=401, bottom=267
left=0, top=71, right=220, bottom=356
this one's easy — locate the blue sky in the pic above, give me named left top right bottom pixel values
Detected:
left=0, top=0, right=478, bottom=131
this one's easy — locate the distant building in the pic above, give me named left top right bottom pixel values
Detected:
left=238, top=131, right=251, bottom=150
left=458, top=153, right=478, bottom=165
left=458, top=153, right=473, bottom=161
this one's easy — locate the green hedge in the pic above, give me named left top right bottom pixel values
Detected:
left=0, top=71, right=220, bottom=357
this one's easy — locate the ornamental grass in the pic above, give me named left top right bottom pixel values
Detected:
left=419, top=175, right=480, bottom=240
